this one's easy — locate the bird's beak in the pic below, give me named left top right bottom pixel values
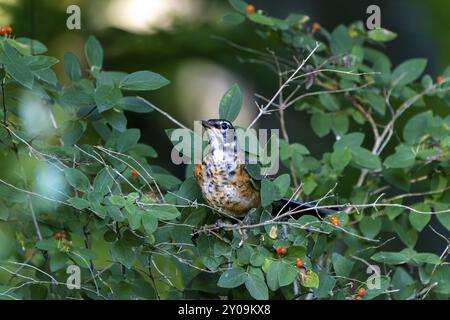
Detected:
left=201, top=120, right=212, bottom=128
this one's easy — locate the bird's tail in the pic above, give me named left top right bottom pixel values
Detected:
left=272, top=198, right=340, bottom=219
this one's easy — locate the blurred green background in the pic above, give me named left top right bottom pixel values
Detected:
left=0, top=0, right=449, bottom=258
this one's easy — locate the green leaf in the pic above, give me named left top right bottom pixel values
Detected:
left=117, top=128, right=140, bottom=152
left=359, top=216, right=382, bottom=238
left=278, top=263, right=297, bottom=287
left=228, top=0, right=247, bottom=13
left=222, top=13, right=245, bottom=26
left=110, top=240, right=135, bottom=269
left=64, top=52, right=82, bottom=81
left=394, top=218, right=418, bottom=247
left=64, top=168, right=91, bottom=192
left=93, top=168, right=114, bottom=196
left=330, top=25, right=352, bottom=55
left=35, top=238, right=56, bottom=251
left=311, top=112, right=332, bottom=137
left=363, top=91, right=386, bottom=116
left=245, top=272, right=269, bottom=300
left=94, top=85, right=122, bottom=113
left=331, top=253, right=353, bottom=277
left=69, top=197, right=90, bottom=210
left=301, top=270, right=319, bottom=288
left=104, top=110, right=127, bottom=132
left=391, top=58, right=427, bottom=87
left=142, top=213, right=158, bottom=235
left=384, top=145, right=415, bottom=169
left=26, top=55, right=59, bottom=71
left=351, top=146, right=381, bottom=169
left=331, top=147, right=352, bottom=171
left=117, top=97, right=154, bottom=113
left=130, top=143, right=158, bottom=158
left=319, top=93, right=340, bottom=111
left=371, top=251, right=409, bottom=265
left=15, top=37, right=48, bottom=54
left=314, top=272, right=336, bottom=298
left=273, top=174, right=291, bottom=199
left=409, top=203, right=431, bottom=232
left=218, top=267, right=247, bottom=288
left=334, top=132, right=365, bottom=149
left=119, top=71, right=170, bottom=91
left=260, top=178, right=277, bottom=207
left=1, top=41, right=34, bottom=89
left=247, top=13, right=275, bottom=26
left=85, top=35, right=103, bottom=69
left=109, top=195, right=127, bottom=206
left=412, top=253, right=441, bottom=265
left=266, top=261, right=281, bottom=291
left=403, top=111, right=432, bottom=144
left=219, top=84, right=242, bottom=122
left=61, top=120, right=85, bottom=145
left=145, top=206, right=180, bottom=221
left=302, top=175, right=318, bottom=196
left=431, top=266, right=450, bottom=295
left=437, top=211, right=450, bottom=231
left=237, top=245, right=252, bottom=265
left=367, top=28, right=397, bottom=42
left=331, top=113, right=349, bottom=136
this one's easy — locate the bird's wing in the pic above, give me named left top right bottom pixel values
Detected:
left=193, top=163, right=204, bottom=185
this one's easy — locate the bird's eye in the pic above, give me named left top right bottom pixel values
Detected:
left=221, top=122, right=229, bottom=130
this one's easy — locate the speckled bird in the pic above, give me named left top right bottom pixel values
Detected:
left=193, top=119, right=259, bottom=217
left=194, top=119, right=338, bottom=218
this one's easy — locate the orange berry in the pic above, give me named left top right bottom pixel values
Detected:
left=312, top=22, right=321, bottom=32
left=357, top=288, right=366, bottom=297
left=329, top=215, right=340, bottom=226
left=275, top=246, right=282, bottom=254
left=280, top=247, right=287, bottom=255
left=55, top=232, right=66, bottom=240
left=246, top=4, right=256, bottom=14
left=5, top=26, right=12, bottom=34
left=355, top=296, right=363, bottom=300
left=0, top=27, right=6, bottom=36
left=131, top=170, right=140, bottom=177
left=296, top=258, right=303, bottom=268
left=436, top=75, right=445, bottom=85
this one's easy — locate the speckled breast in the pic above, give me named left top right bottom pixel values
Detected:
left=193, top=157, right=260, bottom=217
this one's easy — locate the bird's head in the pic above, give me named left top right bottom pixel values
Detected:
left=201, top=119, right=236, bottom=153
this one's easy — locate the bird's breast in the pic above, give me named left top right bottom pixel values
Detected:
left=194, top=155, right=260, bottom=216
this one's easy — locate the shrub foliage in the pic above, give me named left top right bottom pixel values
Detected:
left=0, top=0, right=449, bottom=300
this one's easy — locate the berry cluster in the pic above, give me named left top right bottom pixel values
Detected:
left=275, top=246, right=287, bottom=255
left=55, top=232, right=66, bottom=240
left=55, top=232, right=72, bottom=252
left=355, top=287, right=366, bottom=300
left=0, top=26, right=13, bottom=36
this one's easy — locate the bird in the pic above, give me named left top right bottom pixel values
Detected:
left=193, top=119, right=338, bottom=219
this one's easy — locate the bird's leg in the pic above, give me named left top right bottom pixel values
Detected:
left=242, top=213, right=253, bottom=226
left=237, top=213, right=253, bottom=247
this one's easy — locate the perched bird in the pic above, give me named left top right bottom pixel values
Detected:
left=194, top=119, right=260, bottom=217
left=193, top=119, right=337, bottom=218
